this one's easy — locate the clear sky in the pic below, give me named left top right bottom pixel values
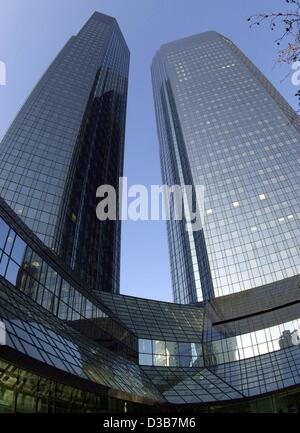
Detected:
left=0, top=0, right=297, bottom=302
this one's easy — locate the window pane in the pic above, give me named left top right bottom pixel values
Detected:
left=153, top=340, right=166, bottom=355
left=0, top=253, right=9, bottom=277
left=0, top=218, right=9, bottom=250
left=166, top=341, right=177, bottom=355
left=4, top=231, right=15, bottom=255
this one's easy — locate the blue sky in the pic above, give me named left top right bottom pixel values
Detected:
left=0, top=0, right=297, bottom=301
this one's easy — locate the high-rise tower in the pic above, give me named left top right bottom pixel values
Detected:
left=0, top=12, right=129, bottom=293
left=152, top=31, right=300, bottom=303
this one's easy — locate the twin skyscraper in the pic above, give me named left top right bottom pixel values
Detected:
left=1, top=11, right=300, bottom=306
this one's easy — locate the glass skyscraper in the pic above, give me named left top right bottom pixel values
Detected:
left=0, top=12, right=129, bottom=293
left=152, top=31, right=300, bottom=304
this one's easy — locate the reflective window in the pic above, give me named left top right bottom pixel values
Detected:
left=0, top=213, right=138, bottom=360
left=0, top=217, right=9, bottom=250
left=139, top=338, right=204, bottom=367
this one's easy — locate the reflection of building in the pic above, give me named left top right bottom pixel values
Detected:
left=142, top=340, right=203, bottom=367
left=16, top=250, right=40, bottom=298
left=152, top=31, right=300, bottom=304
left=1, top=199, right=300, bottom=412
left=0, top=12, right=129, bottom=294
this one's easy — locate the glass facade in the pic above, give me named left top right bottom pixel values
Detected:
left=1, top=191, right=300, bottom=411
left=0, top=12, right=129, bottom=294
left=0, top=203, right=162, bottom=406
left=152, top=31, right=300, bottom=303
left=1, top=15, right=300, bottom=412
left=0, top=359, right=107, bottom=413
left=138, top=339, right=203, bottom=367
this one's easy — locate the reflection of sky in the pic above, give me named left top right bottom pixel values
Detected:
left=4, top=318, right=84, bottom=375
left=0, top=297, right=161, bottom=401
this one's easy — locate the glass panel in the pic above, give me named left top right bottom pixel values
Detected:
left=178, top=342, right=191, bottom=357
left=167, top=355, right=178, bottom=367
left=165, top=341, right=177, bottom=355
left=4, top=230, right=15, bottom=255
left=256, top=329, right=267, bottom=344
left=0, top=218, right=9, bottom=250
left=60, top=281, right=71, bottom=305
left=191, top=342, right=202, bottom=357
left=153, top=354, right=167, bottom=366
left=241, top=333, right=252, bottom=347
left=139, top=353, right=152, bottom=366
left=138, top=339, right=152, bottom=354
left=153, top=340, right=166, bottom=355
left=0, top=384, right=14, bottom=413
left=0, top=253, right=9, bottom=277
left=5, top=259, right=20, bottom=285
left=11, top=236, right=26, bottom=265
left=16, top=392, right=36, bottom=413
left=85, top=300, right=93, bottom=319
left=179, top=356, right=192, bottom=367
left=57, top=300, right=68, bottom=321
